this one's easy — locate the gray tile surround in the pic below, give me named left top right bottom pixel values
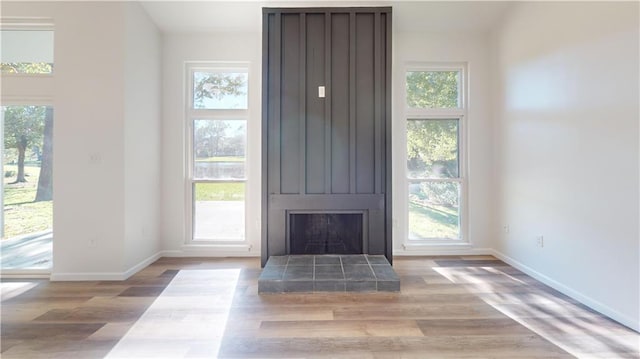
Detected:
left=258, top=255, right=400, bottom=293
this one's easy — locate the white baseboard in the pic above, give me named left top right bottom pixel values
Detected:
left=491, top=249, right=640, bottom=332
left=46, top=248, right=258, bottom=281
left=50, top=271, right=129, bottom=281
left=122, top=252, right=163, bottom=279
left=50, top=251, right=163, bottom=281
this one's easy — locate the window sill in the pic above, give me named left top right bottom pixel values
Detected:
left=395, top=241, right=487, bottom=256
left=0, top=269, right=51, bottom=279
left=181, top=242, right=253, bottom=255
left=184, top=242, right=251, bottom=249
left=402, top=241, right=472, bottom=251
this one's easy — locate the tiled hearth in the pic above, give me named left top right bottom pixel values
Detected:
left=258, top=254, right=400, bottom=293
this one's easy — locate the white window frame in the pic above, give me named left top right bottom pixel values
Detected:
left=0, top=19, right=55, bottom=77
left=0, top=19, right=55, bottom=274
left=402, top=62, right=469, bottom=247
left=185, top=62, right=250, bottom=244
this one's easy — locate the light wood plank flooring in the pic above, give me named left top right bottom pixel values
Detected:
left=1, top=256, right=638, bottom=358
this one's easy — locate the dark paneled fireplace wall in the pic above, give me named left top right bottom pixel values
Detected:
left=262, top=7, right=392, bottom=266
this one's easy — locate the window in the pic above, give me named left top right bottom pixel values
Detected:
left=187, top=64, right=249, bottom=242
left=1, top=29, right=54, bottom=74
left=404, top=66, right=466, bottom=242
left=1, top=105, right=54, bottom=269
left=1, top=21, right=55, bottom=270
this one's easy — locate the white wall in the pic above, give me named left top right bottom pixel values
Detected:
left=123, top=2, right=162, bottom=272
left=161, top=32, right=262, bottom=256
left=392, top=30, right=495, bottom=255
left=1, top=1, right=162, bottom=279
left=492, top=2, right=639, bottom=330
left=48, top=2, right=127, bottom=277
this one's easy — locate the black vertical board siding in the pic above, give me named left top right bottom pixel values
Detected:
left=268, top=13, right=284, bottom=259
left=355, top=13, right=375, bottom=194
left=298, top=14, right=307, bottom=195
left=384, top=12, right=393, bottom=263
left=261, top=12, right=270, bottom=266
left=380, top=13, right=387, bottom=193
left=349, top=12, right=357, bottom=194
left=280, top=14, right=301, bottom=194
left=267, top=13, right=281, bottom=195
left=324, top=13, right=332, bottom=194
left=330, top=13, right=350, bottom=194
left=305, top=13, right=326, bottom=194
left=374, top=12, right=382, bottom=195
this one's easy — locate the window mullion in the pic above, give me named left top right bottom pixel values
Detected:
left=188, top=109, right=249, bottom=119
left=405, top=110, right=464, bottom=119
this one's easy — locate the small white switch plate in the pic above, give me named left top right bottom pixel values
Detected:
left=318, top=86, right=325, bottom=98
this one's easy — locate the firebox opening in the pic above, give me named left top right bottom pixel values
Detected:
left=289, top=212, right=365, bottom=255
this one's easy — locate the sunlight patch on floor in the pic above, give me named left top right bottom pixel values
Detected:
left=434, top=266, right=640, bottom=358
left=0, top=281, right=38, bottom=301
left=105, top=268, right=240, bottom=359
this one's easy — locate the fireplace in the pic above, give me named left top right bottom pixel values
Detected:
left=262, top=7, right=392, bottom=266
left=289, top=212, right=365, bottom=255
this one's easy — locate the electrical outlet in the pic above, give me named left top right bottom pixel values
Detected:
left=503, top=225, right=510, bottom=233
left=89, top=152, right=102, bottom=164
left=536, top=235, right=544, bottom=248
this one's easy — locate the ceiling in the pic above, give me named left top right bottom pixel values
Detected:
left=140, top=1, right=512, bottom=34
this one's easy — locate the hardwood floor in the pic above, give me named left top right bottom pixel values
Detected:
left=1, top=256, right=638, bottom=358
